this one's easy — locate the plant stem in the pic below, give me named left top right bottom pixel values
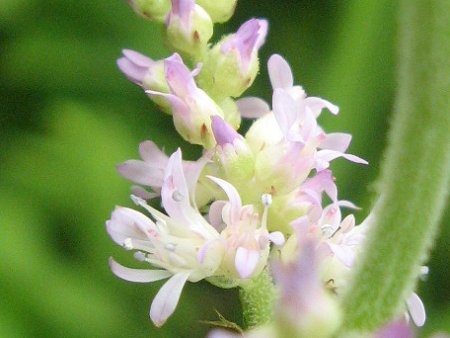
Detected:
left=340, top=0, right=450, bottom=332
left=239, top=269, right=277, bottom=329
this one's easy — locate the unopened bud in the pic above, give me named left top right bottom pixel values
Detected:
left=197, top=18, right=268, bottom=100
left=127, top=0, right=170, bottom=22
left=196, top=0, right=237, bottom=23
left=165, top=0, right=213, bottom=59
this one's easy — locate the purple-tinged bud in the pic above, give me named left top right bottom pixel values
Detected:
left=272, top=227, right=341, bottom=338
left=211, top=116, right=254, bottom=183
left=127, top=0, right=171, bottom=22
left=117, top=49, right=171, bottom=112
left=197, top=18, right=268, bottom=100
left=165, top=0, right=213, bottom=59
left=147, top=53, right=223, bottom=148
left=211, top=115, right=240, bottom=146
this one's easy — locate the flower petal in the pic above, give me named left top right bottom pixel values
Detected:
left=236, top=96, right=270, bottom=118
left=235, top=247, right=259, bottom=279
left=272, top=88, right=299, bottom=138
left=406, top=292, right=426, bottom=327
left=117, top=160, right=164, bottom=186
left=109, top=257, right=171, bottom=282
left=138, top=140, right=168, bottom=163
left=207, top=176, right=242, bottom=225
left=320, top=133, right=352, bottom=152
left=268, top=54, right=293, bottom=89
left=150, top=272, right=191, bottom=327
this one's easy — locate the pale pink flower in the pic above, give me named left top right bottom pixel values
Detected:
left=107, top=149, right=223, bottom=326
left=207, top=179, right=284, bottom=282
left=117, top=140, right=208, bottom=200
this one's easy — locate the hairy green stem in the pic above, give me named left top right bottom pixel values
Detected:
left=340, top=0, right=450, bottom=332
left=239, top=269, right=277, bottom=329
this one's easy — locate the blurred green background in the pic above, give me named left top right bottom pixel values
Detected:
left=0, top=1, right=448, bottom=337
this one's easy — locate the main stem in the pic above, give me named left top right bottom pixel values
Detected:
left=239, top=269, right=277, bottom=329
left=340, top=0, right=450, bottom=332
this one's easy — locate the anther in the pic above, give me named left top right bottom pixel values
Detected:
left=261, top=193, right=272, bottom=207
left=172, top=190, right=183, bottom=202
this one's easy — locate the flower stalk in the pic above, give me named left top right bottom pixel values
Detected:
left=340, top=0, right=450, bottom=332
left=238, top=268, right=277, bottom=329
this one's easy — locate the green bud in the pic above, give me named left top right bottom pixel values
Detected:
left=127, top=0, right=171, bottom=22
left=196, top=0, right=237, bottom=23
left=165, top=2, right=213, bottom=60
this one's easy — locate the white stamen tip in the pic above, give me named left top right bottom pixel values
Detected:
left=134, top=251, right=146, bottom=261
left=321, top=224, right=335, bottom=238
left=172, top=190, right=184, bottom=202
left=261, top=193, right=272, bottom=207
left=123, top=238, right=134, bottom=250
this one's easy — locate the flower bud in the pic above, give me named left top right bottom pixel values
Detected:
left=197, top=18, right=268, bottom=100
left=165, top=0, right=213, bottom=59
left=272, top=229, right=342, bottom=338
left=127, top=0, right=171, bottom=22
left=117, top=49, right=171, bottom=112
left=211, top=116, right=255, bottom=183
left=196, top=0, right=237, bottom=23
left=148, top=53, right=223, bottom=148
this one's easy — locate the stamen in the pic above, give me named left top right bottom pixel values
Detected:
left=261, top=193, right=272, bottom=207
left=134, top=251, right=146, bottom=261
left=123, top=238, right=134, bottom=250
left=260, top=193, right=272, bottom=229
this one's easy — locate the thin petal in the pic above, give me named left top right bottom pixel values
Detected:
left=122, top=49, right=153, bottom=67
left=272, top=88, right=298, bottom=137
left=235, top=247, right=259, bottom=279
left=117, top=160, right=164, bottom=186
left=268, top=54, right=293, bottom=89
left=406, top=293, right=426, bottom=327
left=150, top=272, right=191, bottom=327
left=320, top=133, right=352, bottom=152
left=139, top=140, right=168, bottom=163
left=109, top=257, right=171, bottom=282
left=236, top=96, right=270, bottom=118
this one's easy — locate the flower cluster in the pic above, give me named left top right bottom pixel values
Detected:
left=107, top=0, right=426, bottom=336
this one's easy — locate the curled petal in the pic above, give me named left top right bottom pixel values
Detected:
left=109, top=258, right=171, bottom=283
left=150, top=272, right=191, bottom=327
left=235, top=247, right=259, bottom=279
left=106, top=206, right=156, bottom=246
left=207, top=176, right=242, bottom=225
left=304, top=96, right=339, bottom=116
